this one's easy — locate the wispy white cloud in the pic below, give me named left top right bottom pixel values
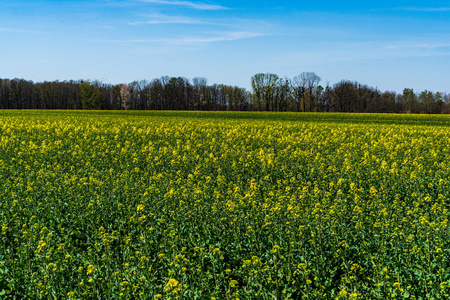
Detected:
left=268, top=39, right=450, bottom=69
left=129, top=13, right=205, bottom=25
left=100, top=0, right=135, bottom=6
left=0, top=27, right=45, bottom=34
left=386, top=42, right=450, bottom=49
left=395, top=7, right=450, bottom=12
left=97, top=31, right=263, bottom=45
left=138, top=0, right=228, bottom=10
left=169, top=31, right=263, bottom=44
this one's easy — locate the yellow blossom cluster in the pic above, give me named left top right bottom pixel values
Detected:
left=1, top=110, right=450, bottom=298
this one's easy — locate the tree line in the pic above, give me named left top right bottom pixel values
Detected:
left=0, top=73, right=449, bottom=113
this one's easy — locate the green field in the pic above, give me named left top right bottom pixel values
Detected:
left=1, top=111, right=450, bottom=299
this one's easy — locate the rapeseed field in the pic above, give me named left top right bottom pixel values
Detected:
left=1, top=111, right=450, bottom=299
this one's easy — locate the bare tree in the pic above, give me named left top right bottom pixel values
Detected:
left=120, top=84, right=130, bottom=110
left=251, top=73, right=280, bottom=111
left=192, top=77, right=207, bottom=109
left=292, top=72, right=321, bottom=112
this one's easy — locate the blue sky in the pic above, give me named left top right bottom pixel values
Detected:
left=1, top=0, right=449, bottom=92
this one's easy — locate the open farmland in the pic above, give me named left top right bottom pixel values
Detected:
left=1, top=111, right=450, bottom=299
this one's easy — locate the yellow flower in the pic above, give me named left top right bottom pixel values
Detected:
left=165, top=278, right=179, bottom=291
left=36, top=240, right=47, bottom=253
left=137, top=204, right=145, bottom=212
left=86, top=264, right=96, bottom=275
left=271, top=245, right=280, bottom=254
left=349, top=293, right=359, bottom=299
left=229, top=280, right=239, bottom=288
left=339, top=288, right=348, bottom=297
left=242, top=260, right=251, bottom=268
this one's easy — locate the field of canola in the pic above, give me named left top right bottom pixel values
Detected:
left=1, top=110, right=450, bottom=299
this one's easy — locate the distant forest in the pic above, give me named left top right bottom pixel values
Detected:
left=0, top=73, right=449, bottom=113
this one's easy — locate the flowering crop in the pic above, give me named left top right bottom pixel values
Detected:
left=1, top=110, right=450, bottom=299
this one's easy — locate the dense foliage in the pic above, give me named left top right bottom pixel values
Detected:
left=1, top=111, right=450, bottom=299
left=0, top=75, right=449, bottom=113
